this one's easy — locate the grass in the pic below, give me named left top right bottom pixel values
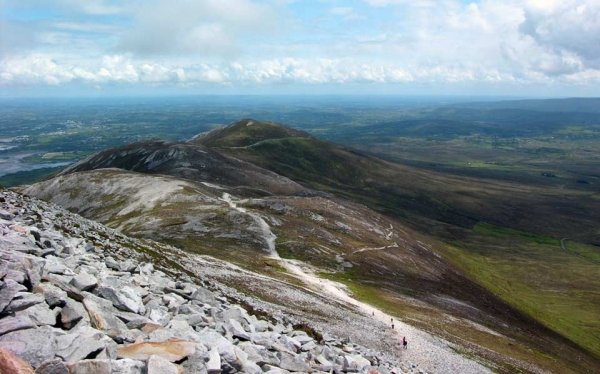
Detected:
left=473, top=222, right=559, bottom=246
left=439, top=226, right=600, bottom=360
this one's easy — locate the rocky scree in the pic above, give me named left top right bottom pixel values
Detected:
left=0, top=191, right=409, bottom=374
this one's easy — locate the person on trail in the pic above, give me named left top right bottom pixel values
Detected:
left=402, top=336, right=408, bottom=349
left=391, top=323, right=394, bottom=330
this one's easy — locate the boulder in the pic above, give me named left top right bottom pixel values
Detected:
left=0, top=326, right=56, bottom=368
left=0, top=315, right=35, bottom=336
left=82, top=294, right=127, bottom=337
left=343, top=354, right=371, bottom=372
left=33, top=283, right=67, bottom=308
left=60, top=299, right=89, bottom=329
left=276, top=352, right=310, bottom=372
left=23, top=302, right=59, bottom=326
left=35, top=358, right=69, bottom=374
left=55, top=326, right=116, bottom=362
left=147, top=355, right=181, bottom=374
left=228, top=319, right=250, bottom=340
left=205, top=348, right=221, bottom=374
left=0, top=279, right=27, bottom=312
left=70, top=272, right=97, bottom=291
left=66, top=359, right=110, bottom=374
left=0, top=210, right=13, bottom=220
left=6, top=292, right=45, bottom=312
left=196, top=329, right=236, bottom=363
left=116, top=339, right=196, bottom=362
left=147, top=306, right=170, bottom=325
left=97, top=286, right=144, bottom=314
left=0, top=347, right=35, bottom=374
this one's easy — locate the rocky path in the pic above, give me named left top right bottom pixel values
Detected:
left=217, top=192, right=492, bottom=373
left=274, top=259, right=492, bottom=374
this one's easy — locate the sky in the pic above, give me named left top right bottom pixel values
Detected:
left=0, top=0, right=599, bottom=97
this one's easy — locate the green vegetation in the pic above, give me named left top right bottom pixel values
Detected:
left=440, top=226, right=600, bottom=359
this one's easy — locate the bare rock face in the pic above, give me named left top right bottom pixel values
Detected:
left=0, top=348, right=35, bottom=374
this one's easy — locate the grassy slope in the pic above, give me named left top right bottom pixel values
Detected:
left=442, top=224, right=600, bottom=358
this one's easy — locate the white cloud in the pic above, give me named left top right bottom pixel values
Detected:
left=117, top=0, right=277, bottom=57
left=1, top=0, right=599, bottom=93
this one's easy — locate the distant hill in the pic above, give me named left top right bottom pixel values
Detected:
left=454, top=97, right=600, bottom=113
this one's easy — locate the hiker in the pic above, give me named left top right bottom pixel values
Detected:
left=391, top=323, right=394, bottom=330
left=402, top=336, right=408, bottom=349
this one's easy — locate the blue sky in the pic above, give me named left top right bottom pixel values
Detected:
left=1, top=0, right=599, bottom=97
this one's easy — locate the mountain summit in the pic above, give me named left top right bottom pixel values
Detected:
left=193, top=119, right=311, bottom=148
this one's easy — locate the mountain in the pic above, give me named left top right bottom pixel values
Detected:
left=22, top=120, right=600, bottom=373
left=60, top=139, right=306, bottom=197
left=195, top=121, right=600, bottom=244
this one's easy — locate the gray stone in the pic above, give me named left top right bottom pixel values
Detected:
left=82, top=293, right=128, bottom=337
left=70, top=272, right=97, bottom=291
left=24, top=302, right=59, bottom=326
left=6, top=292, right=45, bottom=312
left=147, top=306, right=170, bottom=325
left=279, top=335, right=301, bottom=352
left=45, top=275, right=84, bottom=302
left=261, top=365, right=290, bottom=374
left=196, top=329, right=236, bottom=363
left=25, top=260, right=44, bottom=288
left=97, top=286, right=144, bottom=314
left=228, top=319, right=250, bottom=340
left=301, top=340, right=317, bottom=351
left=55, top=326, right=115, bottom=362
left=147, top=355, right=180, bottom=374
left=206, top=348, right=221, bottom=374
left=6, top=269, right=26, bottom=284
left=66, top=359, right=110, bottom=374
left=0, top=279, right=27, bottom=312
left=60, top=299, right=89, bottom=329
left=0, top=315, right=35, bottom=336
left=33, top=283, right=67, bottom=308
left=343, top=354, right=371, bottom=372
left=0, top=210, right=13, bottom=220
left=0, top=326, right=56, bottom=368
left=181, top=350, right=208, bottom=374
left=191, top=288, right=217, bottom=305
left=112, top=358, right=145, bottom=373
left=277, top=352, right=310, bottom=372
left=45, top=262, right=70, bottom=275
left=35, top=358, right=69, bottom=374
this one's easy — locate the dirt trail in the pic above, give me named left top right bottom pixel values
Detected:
left=222, top=193, right=491, bottom=373
left=277, top=259, right=491, bottom=373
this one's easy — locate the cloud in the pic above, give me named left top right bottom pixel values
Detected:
left=1, top=0, right=599, bottom=93
left=5, top=53, right=599, bottom=89
left=117, top=0, right=278, bottom=57
left=521, top=0, right=600, bottom=66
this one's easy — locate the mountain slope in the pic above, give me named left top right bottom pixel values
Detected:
left=199, top=120, right=600, bottom=244
left=60, top=139, right=306, bottom=197
left=22, top=119, right=600, bottom=373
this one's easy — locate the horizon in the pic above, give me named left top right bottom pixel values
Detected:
left=1, top=0, right=599, bottom=97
